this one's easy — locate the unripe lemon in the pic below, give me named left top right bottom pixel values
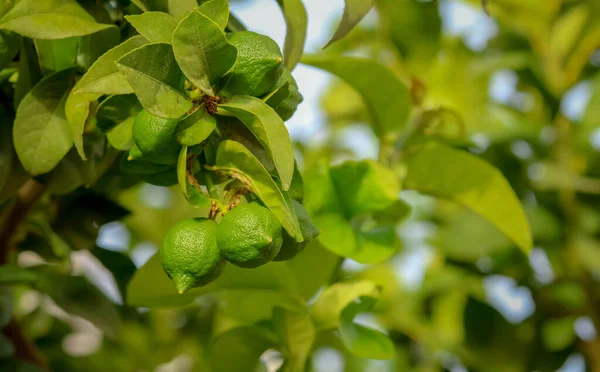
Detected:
left=274, top=200, right=320, bottom=261
left=217, top=203, right=283, bottom=268
left=132, top=110, right=181, bottom=165
left=224, top=31, right=283, bottom=98
left=161, top=218, right=225, bottom=294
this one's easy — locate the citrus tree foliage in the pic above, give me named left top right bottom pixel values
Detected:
left=0, top=0, right=599, bottom=371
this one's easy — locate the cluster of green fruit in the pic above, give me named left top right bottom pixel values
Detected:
left=162, top=200, right=319, bottom=294
left=116, top=27, right=312, bottom=293
left=121, top=30, right=302, bottom=187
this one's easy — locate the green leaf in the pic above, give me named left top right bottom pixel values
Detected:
left=0, top=30, right=20, bottom=71
left=273, top=307, right=315, bottom=372
left=352, top=225, right=399, bottom=264
left=198, top=0, right=230, bottom=30
left=339, top=296, right=395, bottom=360
left=125, top=12, right=177, bottom=43
left=46, top=136, right=118, bottom=195
left=403, top=141, right=532, bottom=253
left=0, top=0, right=113, bottom=39
left=0, top=109, right=13, bottom=192
left=107, top=117, right=135, bottom=150
left=13, top=68, right=75, bottom=175
left=176, top=105, right=216, bottom=146
left=541, top=317, right=576, bottom=351
left=330, top=160, right=399, bottom=218
left=0, top=265, right=39, bottom=285
left=312, top=213, right=357, bottom=257
left=277, top=0, right=307, bottom=71
left=65, top=91, right=100, bottom=160
left=96, top=94, right=142, bottom=132
left=34, top=37, right=80, bottom=74
left=210, top=326, right=278, bottom=372
left=172, top=9, right=237, bottom=96
left=0, top=287, right=12, bottom=328
left=77, top=26, right=120, bottom=70
left=168, top=0, right=198, bottom=21
left=208, top=140, right=303, bottom=241
left=218, top=95, right=295, bottom=190
left=74, top=35, right=149, bottom=95
left=372, top=199, right=412, bottom=226
left=302, top=55, right=410, bottom=138
left=127, top=254, right=298, bottom=307
left=310, top=279, right=380, bottom=329
left=285, top=241, right=339, bottom=301
left=325, top=0, right=374, bottom=48
left=96, top=101, right=139, bottom=152
left=35, top=269, right=121, bottom=338
left=14, top=38, right=43, bottom=110
left=303, top=158, right=342, bottom=215
left=177, top=145, right=212, bottom=209
left=116, top=42, right=192, bottom=118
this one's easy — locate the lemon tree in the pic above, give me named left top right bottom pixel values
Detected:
left=6, top=0, right=596, bottom=371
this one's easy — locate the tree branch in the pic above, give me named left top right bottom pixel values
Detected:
left=0, top=179, right=45, bottom=264
left=0, top=178, right=48, bottom=369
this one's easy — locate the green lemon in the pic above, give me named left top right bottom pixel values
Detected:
left=274, top=200, right=320, bottom=261
left=132, top=110, right=181, bottom=165
left=224, top=31, right=284, bottom=97
left=270, top=69, right=303, bottom=121
left=217, top=202, right=283, bottom=268
left=161, top=218, right=225, bottom=294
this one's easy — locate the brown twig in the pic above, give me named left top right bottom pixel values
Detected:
left=0, top=179, right=45, bottom=264
left=0, top=179, right=48, bottom=369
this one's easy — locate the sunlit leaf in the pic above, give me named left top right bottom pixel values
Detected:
left=403, top=141, right=532, bottom=253
left=116, top=42, right=192, bottom=118
left=13, top=68, right=75, bottom=175
left=330, top=160, right=399, bottom=218
left=127, top=254, right=299, bottom=307
left=208, top=140, right=303, bottom=241
left=176, top=105, right=216, bottom=146
left=218, top=95, right=295, bottom=190
left=77, top=26, right=120, bottom=70
left=310, top=279, right=380, bottom=329
left=198, top=0, right=230, bottom=30
left=0, top=0, right=113, bottom=39
left=339, top=296, right=395, bottom=360
left=277, top=0, right=307, bottom=70
left=74, top=35, right=149, bottom=95
left=172, top=9, right=237, bottom=96
left=168, top=0, right=197, bottom=21
left=325, top=0, right=374, bottom=48
left=273, top=307, right=315, bottom=372
left=125, top=12, right=177, bottom=43
left=177, top=145, right=212, bottom=209
left=302, top=55, right=410, bottom=138
left=65, top=91, right=100, bottom=160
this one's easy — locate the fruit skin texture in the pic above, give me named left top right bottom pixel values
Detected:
left=274, top=200, right=320, bottom=261
left=161, top=218, right=225, bottom=294
left=217, top=203, right=283, bottom=268
left=132, top=110, right=181, bottom=165
left=224, top=31, right=284, bottom=98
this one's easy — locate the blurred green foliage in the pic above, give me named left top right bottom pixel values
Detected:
left=1, top=0, right=600, bottom=371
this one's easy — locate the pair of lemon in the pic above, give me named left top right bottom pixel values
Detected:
left=161, top=201, right=318, bottom=294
